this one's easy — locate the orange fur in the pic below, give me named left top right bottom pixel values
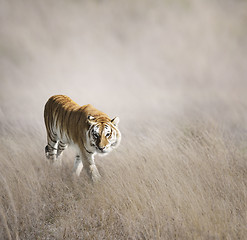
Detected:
left=44, top=95, right=110, bottom=147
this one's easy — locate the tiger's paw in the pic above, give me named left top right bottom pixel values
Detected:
left=45, top=145, right=49, bottom=159
left=89, top=165, right=101, bottom=182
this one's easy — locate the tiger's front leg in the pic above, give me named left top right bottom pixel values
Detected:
left=82, top=151, right=101, bottom=182
left=89, top=163, right=101, bottom=182
left=73, top=154, right=83, bottom=176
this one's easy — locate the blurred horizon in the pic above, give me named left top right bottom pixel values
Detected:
left=1, top=0, right=246, bottom=126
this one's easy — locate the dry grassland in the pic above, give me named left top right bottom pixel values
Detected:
left=0, top=0, right=247, bottom=239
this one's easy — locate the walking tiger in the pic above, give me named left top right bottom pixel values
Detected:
left=44, top=95, right=121, bottom=181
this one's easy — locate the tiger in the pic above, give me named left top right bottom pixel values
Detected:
left=44, top=95, right=121, bottom=182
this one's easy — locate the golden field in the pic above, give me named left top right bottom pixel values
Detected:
left=0, top=0, right=247, bottom=239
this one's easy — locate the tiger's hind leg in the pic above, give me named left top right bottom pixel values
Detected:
left=45, top=137, right=58, bottom=163
left=56, top=141, right=67, bottom=160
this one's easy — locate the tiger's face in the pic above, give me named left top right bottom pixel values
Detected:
left=87, top=116, right=121, bottom=154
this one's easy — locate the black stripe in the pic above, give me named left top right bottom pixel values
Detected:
left=84, top=147, right=93, bottom=154
left=50, top=138, right=57, bottom=144
left=48, top=143, right=57, bottom=150
left=77, top=112, right=83, bottom=126
left=59, top=141, right=66, bottom=147
left=66, top=110, right=73, bottom=137
left=80, top=137, right=94, bottom=154
left=53, top=106, right=60, bottom=129
left=50, top=124, right=57, bottom=138
left=58, top=145, right=66, bottom=150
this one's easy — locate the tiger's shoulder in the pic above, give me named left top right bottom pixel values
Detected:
left=82, top=104, right=110, bottom=121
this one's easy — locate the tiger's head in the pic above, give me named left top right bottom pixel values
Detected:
left=86, top=115, right=121, bottom=155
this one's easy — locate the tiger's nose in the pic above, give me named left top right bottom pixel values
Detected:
left=98, top=146, right=105, bottom=151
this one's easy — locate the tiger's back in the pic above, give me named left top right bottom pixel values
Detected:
left=45, top=95, right=90, bottom=145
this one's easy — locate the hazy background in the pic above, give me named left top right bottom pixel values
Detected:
left=0, top=0, right=247, bottom=239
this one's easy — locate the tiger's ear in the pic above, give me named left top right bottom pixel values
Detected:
left=111, top=117, right=120, bottom=126
left=87, top=115, right=96, bottom=125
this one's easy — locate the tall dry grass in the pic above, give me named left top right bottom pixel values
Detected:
left=0, top=0, right=247, bottom=239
